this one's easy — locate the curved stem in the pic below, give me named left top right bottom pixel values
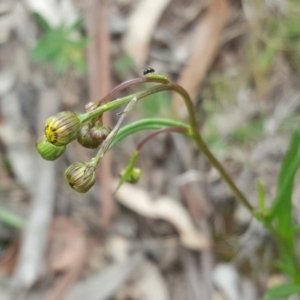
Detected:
left=88, top=75, right=170, bottom=110
left=79, top=84, right=173, bottom=123
left=168, top=82, right=254, bottom=214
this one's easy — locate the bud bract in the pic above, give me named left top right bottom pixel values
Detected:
left=36, top=135, right=66, bottom=161
left=64, top=162, right=95, bottom=193
left=44, top=111, right=81, bottom=146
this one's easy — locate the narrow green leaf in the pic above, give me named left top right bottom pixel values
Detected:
left=257, top=181, right=266, bottom=212
left=265, top=283, right=300, bottom=299
left=109, top=118, right=190, bottom=150
left=268, top=131, right=300, bottom=229
left=34, top=13, right=51, bottom=31
left=277, top=131, right=299, bottom=195
left=269, top=152, right=300, bottom=234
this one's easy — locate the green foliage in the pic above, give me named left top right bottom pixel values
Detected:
left=265, top=283, right=300, bottom=300
left=257, top=131, right=300, bottom=298
left=31, top=13, right=89, bottom=73
left=257, top=181, right=267, bottom=214
left=110, top=118, right=190, bottom=149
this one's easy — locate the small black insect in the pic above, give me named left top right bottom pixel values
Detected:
left=143, top=67, right=155, bottom=75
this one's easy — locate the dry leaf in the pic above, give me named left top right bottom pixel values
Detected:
left=113, top=181, right=211, bottom=251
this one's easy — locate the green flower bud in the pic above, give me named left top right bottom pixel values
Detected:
left=120, top=168, right=142, bottom=183
left=36, top=135, right=66, bottom=161
left=64, top=162, right=95, bottom=193
left=77, top=123, right=103, bottom=149
left=44, top=111, right=81, bottom=146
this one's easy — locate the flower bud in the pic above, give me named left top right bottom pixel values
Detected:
left=64, top=162, right=95, bottom=193
left=77, top=123, right=103, bottom=149
left=89, top=123, right=111, bottom=141
left=44, top=111, right=81, bottom=146
left=36, top=135, right=66, bottom=161
left=120, top=168, right=142, bottom=183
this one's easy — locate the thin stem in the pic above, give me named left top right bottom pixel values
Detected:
left=168, top=82, right=254, bottom=214
left=92, top=97, right=138, bottom=166
left=88, top=75, right=170, bottom=110
left=79, top=84, right=173, bottom=123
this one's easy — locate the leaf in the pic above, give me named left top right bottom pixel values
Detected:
left=277, top=131, right=299, bottom=195
left=109, top=118, right=190, bottom=150
left=265, top=132, right=300, bottom=279
left=257, top=181, right=266, bottom=213
left=114, top=181, right=211, bottom=251
left=265, top=283, right=300, bottom=299
left=34, top=12, right=51, bottom=31
left=31, top=17, right=88, bottom=74
left=268, top=131, right=300, bottom=236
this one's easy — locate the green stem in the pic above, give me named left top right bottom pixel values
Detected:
left=168, top=82, right=254, bottom=214
left=89, top=75, right=170, bottom=109
left=79, top=84, right=173, bottom=124
left=80, top=77, right=254, bottom=214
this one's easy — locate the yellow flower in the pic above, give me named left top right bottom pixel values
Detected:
left=44, top=111, right=81, bottom=146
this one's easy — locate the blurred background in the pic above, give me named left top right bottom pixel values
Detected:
left=0, top=0, right=300, bottom=299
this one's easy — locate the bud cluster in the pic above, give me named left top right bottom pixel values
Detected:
left=36, top=108, right=111, bottom=193
left=77, top=120, right=111, bottom=149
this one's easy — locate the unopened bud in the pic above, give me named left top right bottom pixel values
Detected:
left=89, top=123, right=111, bottom=141
left=44, top=111, right=81, bottom=146
left=64, top=162, right=95, bottom=193
left=77, top=123, right=103, bottom=149
left=36, top=135, right=65, bottom=161
left=120, top=168, right=142, bottom=183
